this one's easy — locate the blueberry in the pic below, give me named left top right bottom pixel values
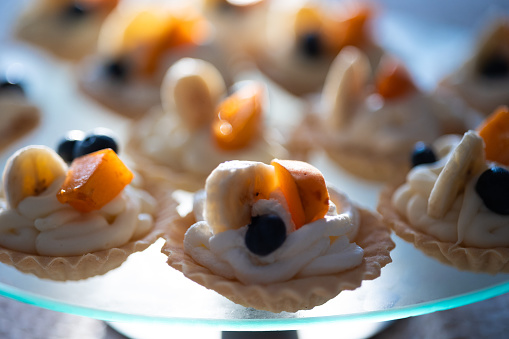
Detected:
left=299, top=32, right=322, bottom=58
left=475, top=167, right=509, bottom=215
left=411, top=142, right=437, bottom=167
left=72, top=128, right=118, bottom=159
left=245, top=214, right=287, bottom=256
left=103, top=58, right=130, bottom=82
left=479, top=53, right=508, bottom=79
left=61, top=3, right=89, bottom=20
left=0, top=80, right=24, bottom=95
left=57, top=130, right=86, bottom=163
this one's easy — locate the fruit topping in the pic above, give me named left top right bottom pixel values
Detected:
left=61, top=3, right=89, bottom=20
left=375, top=57, right=416, bottom=100
left=72, top=128, right=118, bottom=159
left=3, top=146, right=68, bottom=209
left=411, top=142, right=437, bottom=167
left=477, top=106, right=509, bottom=166
left=271, top=159, right=329, bottom=229
left=57, top=149, right=133, bottom=213
left=475, top=167, right=509, bottom=215
left=162, top=58, right=226, bottom=131
left=299, top=32, right=322, bottom=58
left=103, top=57, right=130, bottom=82
left=479, top=53, right=509, bottom=78
left=0, top=79, right=24, bottom=95
left=245, top=214, right=287, bottom=256
left=57, top=130, right=86, bottom=163
left=212, top=82, right=264, bottom=151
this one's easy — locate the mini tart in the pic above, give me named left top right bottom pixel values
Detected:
left=160, top=190, right=394, bottom=313
left=15, top=0, right=118, bottom=61
left=289, top=46, right=470, bottom=182
left=438, top=19, right=509, bottom=115
left=0, top=147, right=166, bottom=281
left=378, top=184, right=509, bottom=273
left=0, top=90, right=40, bottom=152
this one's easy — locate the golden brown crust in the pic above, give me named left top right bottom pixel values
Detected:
left=378, top=185, right=509, bottom=273
left=161, top=189, right=394, bottom=313
left=0, top=104, right=40, bottom=153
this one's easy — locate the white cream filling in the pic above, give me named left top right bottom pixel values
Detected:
left=184, top=186, right=363, bottom=285
left=138, top=107, right=287, bottom=176
left=392, top=134, right=509, bottom=248
left=0, top=177, right=156, bottom=256
left=334, top=92, right=452, bottom=156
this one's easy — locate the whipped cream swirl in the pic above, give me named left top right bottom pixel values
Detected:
left=0, top=177, right=156, bottom=256
left=184, top=186, right=364, bottom=285
left=392, top=133, right=509, bottom=248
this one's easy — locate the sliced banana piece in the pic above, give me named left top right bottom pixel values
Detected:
left=428, top=131, right=486, bottom=218
left=3, top=145, right=68, bottom=209
left=321, top=46, right=371, bottom=130
left=161, top=58, right=227, bottom=131
left=205, top=160, right=277, bottom=234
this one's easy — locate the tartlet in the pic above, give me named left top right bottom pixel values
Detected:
left=0, top=78, right=40, bottom=152
left=127, top=57, right=287, bottom=192
left=15, top=0, right=119, bottom=61
left=438, top=18, right=509, bottom=115
left=162, top=159, right=394, bottom=312
left=378, top=107, right=509, bottom=273
left=253, top=0, right=383, bottom=96
left=290, top=46, right=473, bottom=182
left=0, top=139, right=164, bottom=281
left=77, top=3, right=232, bottom=119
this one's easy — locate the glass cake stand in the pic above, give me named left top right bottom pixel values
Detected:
left=1, top=0, right=509, bottom=337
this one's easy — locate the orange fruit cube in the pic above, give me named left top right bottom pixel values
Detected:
left=212, top=82, right=264, bottom=151
left=375, top=57, right=416, bottom=100
left=271, top=159, right=329, bottom=229
left=477, top=106, right=509, bottom=166
left=57, top=149, right=134, bottom=213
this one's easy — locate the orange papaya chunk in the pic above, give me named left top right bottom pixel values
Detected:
left=212, top=82, right=264, bottom=151
left=271, top=159, right=329, bottom=229
left=477, top=106, right=509, bottom=165
left=324, top=4, right=373, bottom=53
left=375, top=57, right=416, bottom=100
left=57, top=149, right=134, bottom=213
left=140, top=12, right=209, bottom=76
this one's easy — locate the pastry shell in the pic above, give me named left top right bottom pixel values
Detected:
left=378, top=185, right=509, bottom=273
left=160, top=190, right=395, bottom=313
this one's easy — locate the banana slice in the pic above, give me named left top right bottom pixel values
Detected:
left=3, top=145, right=68, bottom=209
left=321, top=46, right=371, bottom=130
left=205, top=160, right=277, bottom=234
left=428, top=131, right=486, bottom=218
left=161, top=58, right=226, bottom=131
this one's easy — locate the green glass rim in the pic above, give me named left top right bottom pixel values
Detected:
left=1, top=279, right=509, bottom=331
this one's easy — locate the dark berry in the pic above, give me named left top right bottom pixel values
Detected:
left=475, top=167, right=509, bottom=215
left=299, top=32, right=322, bottom=58
left=103, top=58, right=130, bottom=82
left=57, top=130, right=85, bottom=163
left=72, top=128, right=118, bottom=159
left=479, top=53, right=509, bottom=79
left=0, top=80, right=24, bottom=95
left=411, top=142, right=437, bottom=167
left=61, top=3, right=89, bottom=20
left=245, top=214, right=287, bottom=256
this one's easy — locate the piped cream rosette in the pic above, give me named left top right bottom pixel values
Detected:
left=378, top=121, right=509, bottom=273
left=162, top=159, right=394, bottom=312
left=292, top=45, right=471, bottom=182
left=0, top=145, right=163, bottom=281
left=128, top=57, right=287, bottom=192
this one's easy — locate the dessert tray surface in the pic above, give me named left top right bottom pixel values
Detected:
left=1, top=0, right=509, bottom=331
